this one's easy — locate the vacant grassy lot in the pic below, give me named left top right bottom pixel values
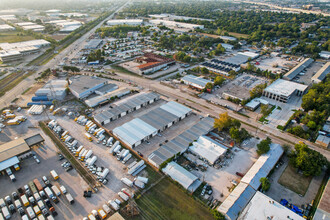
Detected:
left=278, top=164, right=313, bottom=196
left=0, top=31, right=36, bottom=43
left=127, top=177, right=213, bottom=220
left=228, top=32, right=249, bottom=39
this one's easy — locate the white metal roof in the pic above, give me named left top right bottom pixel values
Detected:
left=163, top=162, right=198, bottom=190
left=241, top=143, right=283, bottom=190
left=182, top=75, right=212, bottom=89
left=264, top=79, right=308, bottom=97
left=189, top=136, right=227, bottom=165
left=159, top=101, right=191, bottom=118
left=238, top=191, right=304, bottom=220
left=312, top=62, right=330, bottom=83
left=284, top=58, right=314, bottom=80
left=0, top=156, right=19, bottom=171
left=218, top=182, right=256, bottom=220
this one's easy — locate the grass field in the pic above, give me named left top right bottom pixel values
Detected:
left=278, top=164, right=313, bottom=196
left=227, top=32, right=249, bottom=39
left=126, top=177, right=214, bottom=220
left=0, top=31, right=36, bottom=43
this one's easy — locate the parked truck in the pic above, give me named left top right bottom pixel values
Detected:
left=29, top=181, right=38, bottom=194
left=84, top=133, right=92, bottom=142
left=33, top=179, right=43, bottom=191
left=88, top=156, right=97, bottom=167
left=1, top=206, right=10, bottom=219
left=66, top=194, right=74, bottom=204
left=121, top=178, right=133, bottom=187
left=21, top=195, right=29, bottom=206
left=44, top=187, right=58, bottom=203
left=51, top=186, right=61, bottom=197
left=26, top=206, right=35, bottom=219
left=118, top=192, right=129, bottom=201
left=50, top=170, right=59, bottom=180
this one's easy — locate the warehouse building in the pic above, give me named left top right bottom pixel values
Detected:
left=312, top=62, right=330, bottom=84
left=189, top=136, right=228, bottom=165
left=224, top=54, right=250, bottom=65
left=262, top=79, right=308, bottom=103
left=163, top=161, right=201, bottom=192
left=135, top=53, right=175, bottom=75
left=106, top=19, right=143, bottom=26
left=0, top=134, right=44, bottom=172
left=313, top=177, right=330, bottom=220
left=245, top=98, right=269, bottom=111
left=220, top=36, right=237, bottom=42
left=221, top=43, right=234, bottom=50
left=94, top=92, right=160, bottom=125
left=200, top=59, right=241, bottom=76
left=218, top=144, right=284, bottom=219
left=0, top=24, right=15, bottom=31
left=181, top=75, right=212, bottom=90
left=69, top=75, right=109, bottom=99
left=0, top=50, right=22, bottom=62
left=148, top=117, right=214, bottom=168
left=283, top=58, right=314, bottom=81
left=238, top=191, right=305, bottom=220
left=113, top=101, right=192, bottom=148
left=35, top=79, right=68, bottom=100
left=85, top=88, right=130, bottom=108
left=22, top=25, right=44, bottom=32
left=319, top=51, right=330, bottom=59
left=149, top=19, right=204, bottom=30
left=84, top=39, right=103, bottom=50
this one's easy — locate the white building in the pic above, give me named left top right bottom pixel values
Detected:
left=35, top=79, right=68, bottom=100
left=189, top=136, right=228, bottom=165
left=163, top=162, right=201, bottom=192
left=238, top=191, right=305, bottom=220
left=319, top=51, right=330, bottom=59
left=181, top=75, right=212, bottom=90
left=312, top=62, right=330, bottom=84
left=69, top=75, right=109, bottom=99
left=221, top=43, right=234, bottom=50
left=283, top=58, right=314, bottom=81
left=149, top=19, right=204, bottom=30
left=106, top=19, right=143, bottom=26
left=0, top=24, right=15, bottom=31
left=263, top=79, right=308, bottom=103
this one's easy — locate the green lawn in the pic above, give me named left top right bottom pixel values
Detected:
left=125, top=177, right=214, bottom=220
left=0, top=31, right=36, bottom=43
left=278, top=164, right=313, bottom=196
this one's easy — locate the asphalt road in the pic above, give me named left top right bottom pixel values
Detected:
left=0, top=1, right=130, bottom=109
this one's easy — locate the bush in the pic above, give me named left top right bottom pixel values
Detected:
left=257, top=137, right=271, bottom=155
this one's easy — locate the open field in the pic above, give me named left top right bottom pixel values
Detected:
left=127, top=177, right=214, bottom=220
left=278, top=164, right=313, bottom=196
left=227, top=32, right=249, bottom=39
left=0, top=31, right=36, bottom=43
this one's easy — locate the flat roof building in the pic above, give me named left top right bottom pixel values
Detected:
left=149, top=19, right=204, bottom=30
left=316, top=134, right=330, bottom=148
left=220, top=36, right=237, bottom=41
left=163, top=162, right=201, bottom=192
left=85, top=88, right=130, bottom=108
left=84, top=39, right=103, bottom=50
left=239, top=191, right=304, bottom=220
left=312, top=62, right=330, bottom=84
left=0, top=24, right=15, bottom=31
left=181, top=75, right=212, bottom=90
left=106, top=19, right=143, bottom=26
left=69, top=75, right=109, bottom=99
left=319, top=51, right=330, bottom=59
left=135, top=53, right=175, bottom=75
left=200, top=59, right=241, bottom=76
left=263, top=79, right=308, bottom=103
left=283, top=58, right=314, bottom=81
left=313, top=177, right=330, bottom=220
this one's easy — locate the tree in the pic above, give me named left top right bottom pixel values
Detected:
left=201, top=67, right=209, bottom=74
left=211, top=210, right=225, bottom=220
left=214, top=112, right=231, bottom=131
left=257, top=137, right=271, bottom=155
left=205, top=82, right=213, bottom=90
left=214, top=76, right=225, bottom=86
left=229, top=127, right=240, bottom=143
left=289, top=143, right=328, bottom=176
left=260, top=177, right=271, bottom=191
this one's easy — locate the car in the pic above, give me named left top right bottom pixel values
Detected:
left=12, top=192, right=19, bottom=200
left=65, top=166, right=73, bottom=172
left=8, top=204, right=15, bottom=214
left=42, top=176, right=50, bottom=185
left=5, top=195, right=12, bottom=205
left=24, top=185, right=29, bottom=191
left=18, top=207, right=25, bottom=216
left=42, top=208, right=49, bottom=217
left=45, top=199, right=52, bottom=209
left=58, top=154, right=64, bottom=160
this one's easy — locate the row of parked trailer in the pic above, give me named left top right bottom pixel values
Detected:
left=48, top=120, right=110, bottom=184
left=0, top=171, right=73, bottom=220
left=83, top=188, right=135, bottom=220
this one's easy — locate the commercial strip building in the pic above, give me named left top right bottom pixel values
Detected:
left=113, top=101, right=192, bottom=148
left=181, top=75, right=212, bottom=90
left=163, top=161, right=201, bottom=192
left=135, top=53, right=175, bottom=75
left=189, top=136, right=228, bottom=165
left=218, top=144, right=284, bottom=219
left=0, top=39, right=51, bottom=62
left=148, top=117, right=214, bottom=168
left=0, top=134, right=44, bottom=172
left=68, top=75, right=110, bottom=99
left=0, top=24, right=15, bottom=31
left=149, top=19, right=204, bottom=30
left=238, top=191, right=304, bottom=220
left=312, top=62, right=330, bottom=84
left=106, top=19, right=143, bottom=26
left=283, top=58, right=314, bottom=81
left=262, top=79, right=308, bottom=103
left=313, top=177, right=330, bottom=220
left=94, top=92, right=160, bottom=125
left=200, top=59, right=241, bottom=76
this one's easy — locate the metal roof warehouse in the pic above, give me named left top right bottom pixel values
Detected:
left=283, top=58, right=314, bottom=81
left=94, top=92, right=160, bottom=125
left=312, top=62, right=330, bottom=84
left=181, top=75, right=212, bottom=90
left=148, top=117, right=214, bottom=168
left=113, top=101, right=192, bottom=148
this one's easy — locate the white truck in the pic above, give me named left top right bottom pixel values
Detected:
left=99, top=168, right=109, bottom=180
left=51, top=186, right=61, bottom=197
left=121, top=178, right=133, bottom=187
left=108, top=200, right=119, bottom=211
left=66, top=193, right=74, bottom=204
left=122, top=153, right=132, bottom=164
left=88, top=156, right=97, bottom=166
left=26, top=206, right=36, bottom=219
left=118, top=192, right=129, bottom=201
left=1, top=206, right=10, bottom=219
left=102, top=204, right=111, bottom=214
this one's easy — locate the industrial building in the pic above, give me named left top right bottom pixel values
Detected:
left=316, top=134, right=330, bottom=148
left=238, top=191, right=304, bottom=220
left=283, top=58, right=314, bottom=81
left=94, top=92, right=160, bottom=125
left=134, top=53, right=175, bottom=75
left=219, top=36, right=237, bottom=42
left=0, top=134, right=44, bottom=172
left=85, top=88, right=130, bottom=108
left=162, top=162, right=201, bottom=192
left=148, top=117, right=214, bottom=168
left=189, top=136, right=228, bottom=165
left=221, top=43, right=234, bottom=50
left=262, top=79, right=308, bottom=103
left=181, top=75, right=212, bottom=90
left=35, top=79, right=68, bottom=100
left=312, top=62, right=330, bottom=84
left=84, top=39, right=103, bottom=50
left=313, top=177, right=330, bottom=220
left=106, top=19, right=143, bottom=26
left=245, top=98, right=269, bottom=111
left=200, top=59, right=241, bottom=76
left=113, top=101, right=192, bottom=148
left=0, top=24, right=15, bottom=31
left=69, top=75, right=110, bottom=99
left=319, top=51, right=330, bottom=59
left=218, top=144, right=284, bottom=220
left=149, top=19, right=204, bottom=30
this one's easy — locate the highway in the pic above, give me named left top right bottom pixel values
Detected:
left=0, top=0, right=130, bottom=109
left=109, top=70, right=330, bottom=160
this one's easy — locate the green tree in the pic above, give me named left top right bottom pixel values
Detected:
left=260, top=177, right=271, bottom=191
left=205, top=82, right=213, bottom=90
left=214, top=112, right=231, bottom=131
left=214, top=76, right=225, bottom=86
left=257, top=137, right=271, bottom=155
left=201, top=67, right=209, bottom=74
left=229, top=127, right=241, bottom=143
